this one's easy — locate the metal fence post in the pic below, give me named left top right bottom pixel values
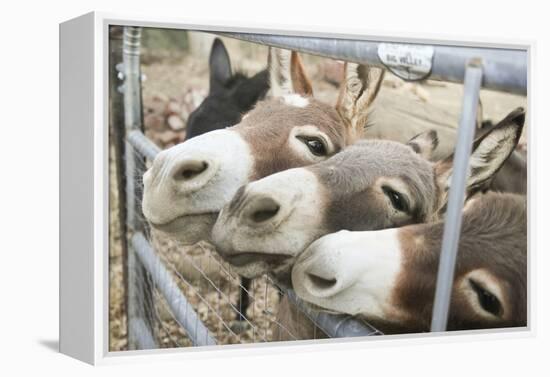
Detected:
left=108, top=25, right=131, bottom=350
left=430, top=59, right=483, bottom=332
left=122, top=26, right=158, bottom=349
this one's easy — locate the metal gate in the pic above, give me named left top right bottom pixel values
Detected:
left=111, top=26, right=527, bottom=349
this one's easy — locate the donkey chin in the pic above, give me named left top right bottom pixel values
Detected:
left=142, top=188, right=218, bottom=245
left=145, top=211, right=218, bottom=245
left=212, top=241, right=297, bottom=281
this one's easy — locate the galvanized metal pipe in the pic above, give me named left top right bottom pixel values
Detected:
left=131, top=232, right=217, bottom=346
left=219, top=33, right=526, bottom=95
left=128, top=130, right=161, bottom=161
left=123, top=26, right=159, bottom=350
left=430, top=61, right=483, bottom=332
left=129, top=317, right=158, bottom=350
left=286, top=290, right=382, bottom=338
left=123, top=26, right=144, bottom=230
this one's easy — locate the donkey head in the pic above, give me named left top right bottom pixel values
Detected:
left=142, top=50, right=384, bottom=244
left=212, top=108, right=525, bottom=280
left=291, top=192, right=527, bottom=332
left=185, top=38, right=269, bottom=140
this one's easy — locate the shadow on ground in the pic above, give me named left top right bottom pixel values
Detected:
left=38, top=339, right=59, bottom=353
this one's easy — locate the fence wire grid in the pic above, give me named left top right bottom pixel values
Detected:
left=121, top=140, right=331, bottom=348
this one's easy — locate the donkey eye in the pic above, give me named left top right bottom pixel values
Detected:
left=382, top=186, right=408, bottom=212
left=469, top=279, right=502, bottom=317
left=297, top=136, right=327, bottom=157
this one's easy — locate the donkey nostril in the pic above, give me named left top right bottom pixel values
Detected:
left=248, top=197, right=280, bottom=224
left=307, top=273, right=337, bottom=291
left=252, top=206, right=280, bottom=223
left=175, top=160, right=209, bottom=181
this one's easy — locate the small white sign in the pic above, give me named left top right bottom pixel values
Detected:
left=377, top=43, right=435, bottom=81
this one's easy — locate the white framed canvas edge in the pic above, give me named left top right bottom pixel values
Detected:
left=59, top=10, right=536, bottom=366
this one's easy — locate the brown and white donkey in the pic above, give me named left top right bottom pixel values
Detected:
left=142, top=50, right=384, bottom=244
left=292, top=191, right=526, bottom=333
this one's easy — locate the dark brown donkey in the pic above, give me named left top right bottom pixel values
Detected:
left=292, top=192, right=526, bottom=333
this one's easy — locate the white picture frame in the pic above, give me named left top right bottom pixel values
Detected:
left=59, top=11, right=533, bottom=365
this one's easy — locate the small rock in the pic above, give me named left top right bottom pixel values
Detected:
left=165, top=100, right=182, bottom=116
left=158, top=129, right=181, bottom=145
left=167, top=114, right=185, bottom=131
left=144, top=113, right=165, bottom=131
left=144, top=95, right=168, bottom=116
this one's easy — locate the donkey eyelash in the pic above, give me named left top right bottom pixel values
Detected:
left=296, top=135, right=329, bottom=156
left=381, top=185, right=410, bottom=213
left=469, top=278, right=503, bottom=317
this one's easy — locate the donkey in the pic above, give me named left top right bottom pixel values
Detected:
left=291, top=191, right=526, bottom=333
left=181, top=38, right=269, bottom=323
left=212, top=107, right=526, bottom=285
left=142, top=54, right=384, bottom=245
left=185, top=38, right=269, bottom=140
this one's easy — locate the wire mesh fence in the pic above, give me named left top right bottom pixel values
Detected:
left=127, top=141, right=336, bottom=347
left=122, top=140, right=333, bottom=348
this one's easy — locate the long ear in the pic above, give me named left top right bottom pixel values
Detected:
left=209, top=38, right=232, bottom=93
left=336, top=62, right=385, bottom=139
left=234, top=69, right=270, bottom=108
left=407, top=130, right=439, bottom=160
left=435, top=107, right=525, bottom=200
left=268, top=48, right=313, bottom=97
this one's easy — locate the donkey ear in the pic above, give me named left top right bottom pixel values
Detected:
left=268, top=48, right=313, bottom=97
left=407, top=130, right=439, bottom=159
left=336, top=62, right=385, bottom=138
left=209, top=38, right=232, bottom=93
left=234, top=69, right=270, bottom=108
left=435, top=107, right=525, bottom=196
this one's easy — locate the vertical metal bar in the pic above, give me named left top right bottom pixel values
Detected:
left=430, top=59, right=483, bottom=332
left=123, top=26, right=143, bottom=230
left=122, top=26, right=157, bottom=349
left=108, top=25, right=130, bottom=350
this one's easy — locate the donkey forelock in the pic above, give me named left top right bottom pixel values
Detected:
left=236, top=97, right=347, bottom=179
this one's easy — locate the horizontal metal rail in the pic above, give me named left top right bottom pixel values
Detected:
left=131, top=232, right=217, bottom=346
left=219, top=32, right=527, bottom=95
left=128, top=130, right=161, bottom=161
left=286, top=290, right=382, bottom=338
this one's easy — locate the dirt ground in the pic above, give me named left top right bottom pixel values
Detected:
left=109, top=32, right=527, bottom=351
